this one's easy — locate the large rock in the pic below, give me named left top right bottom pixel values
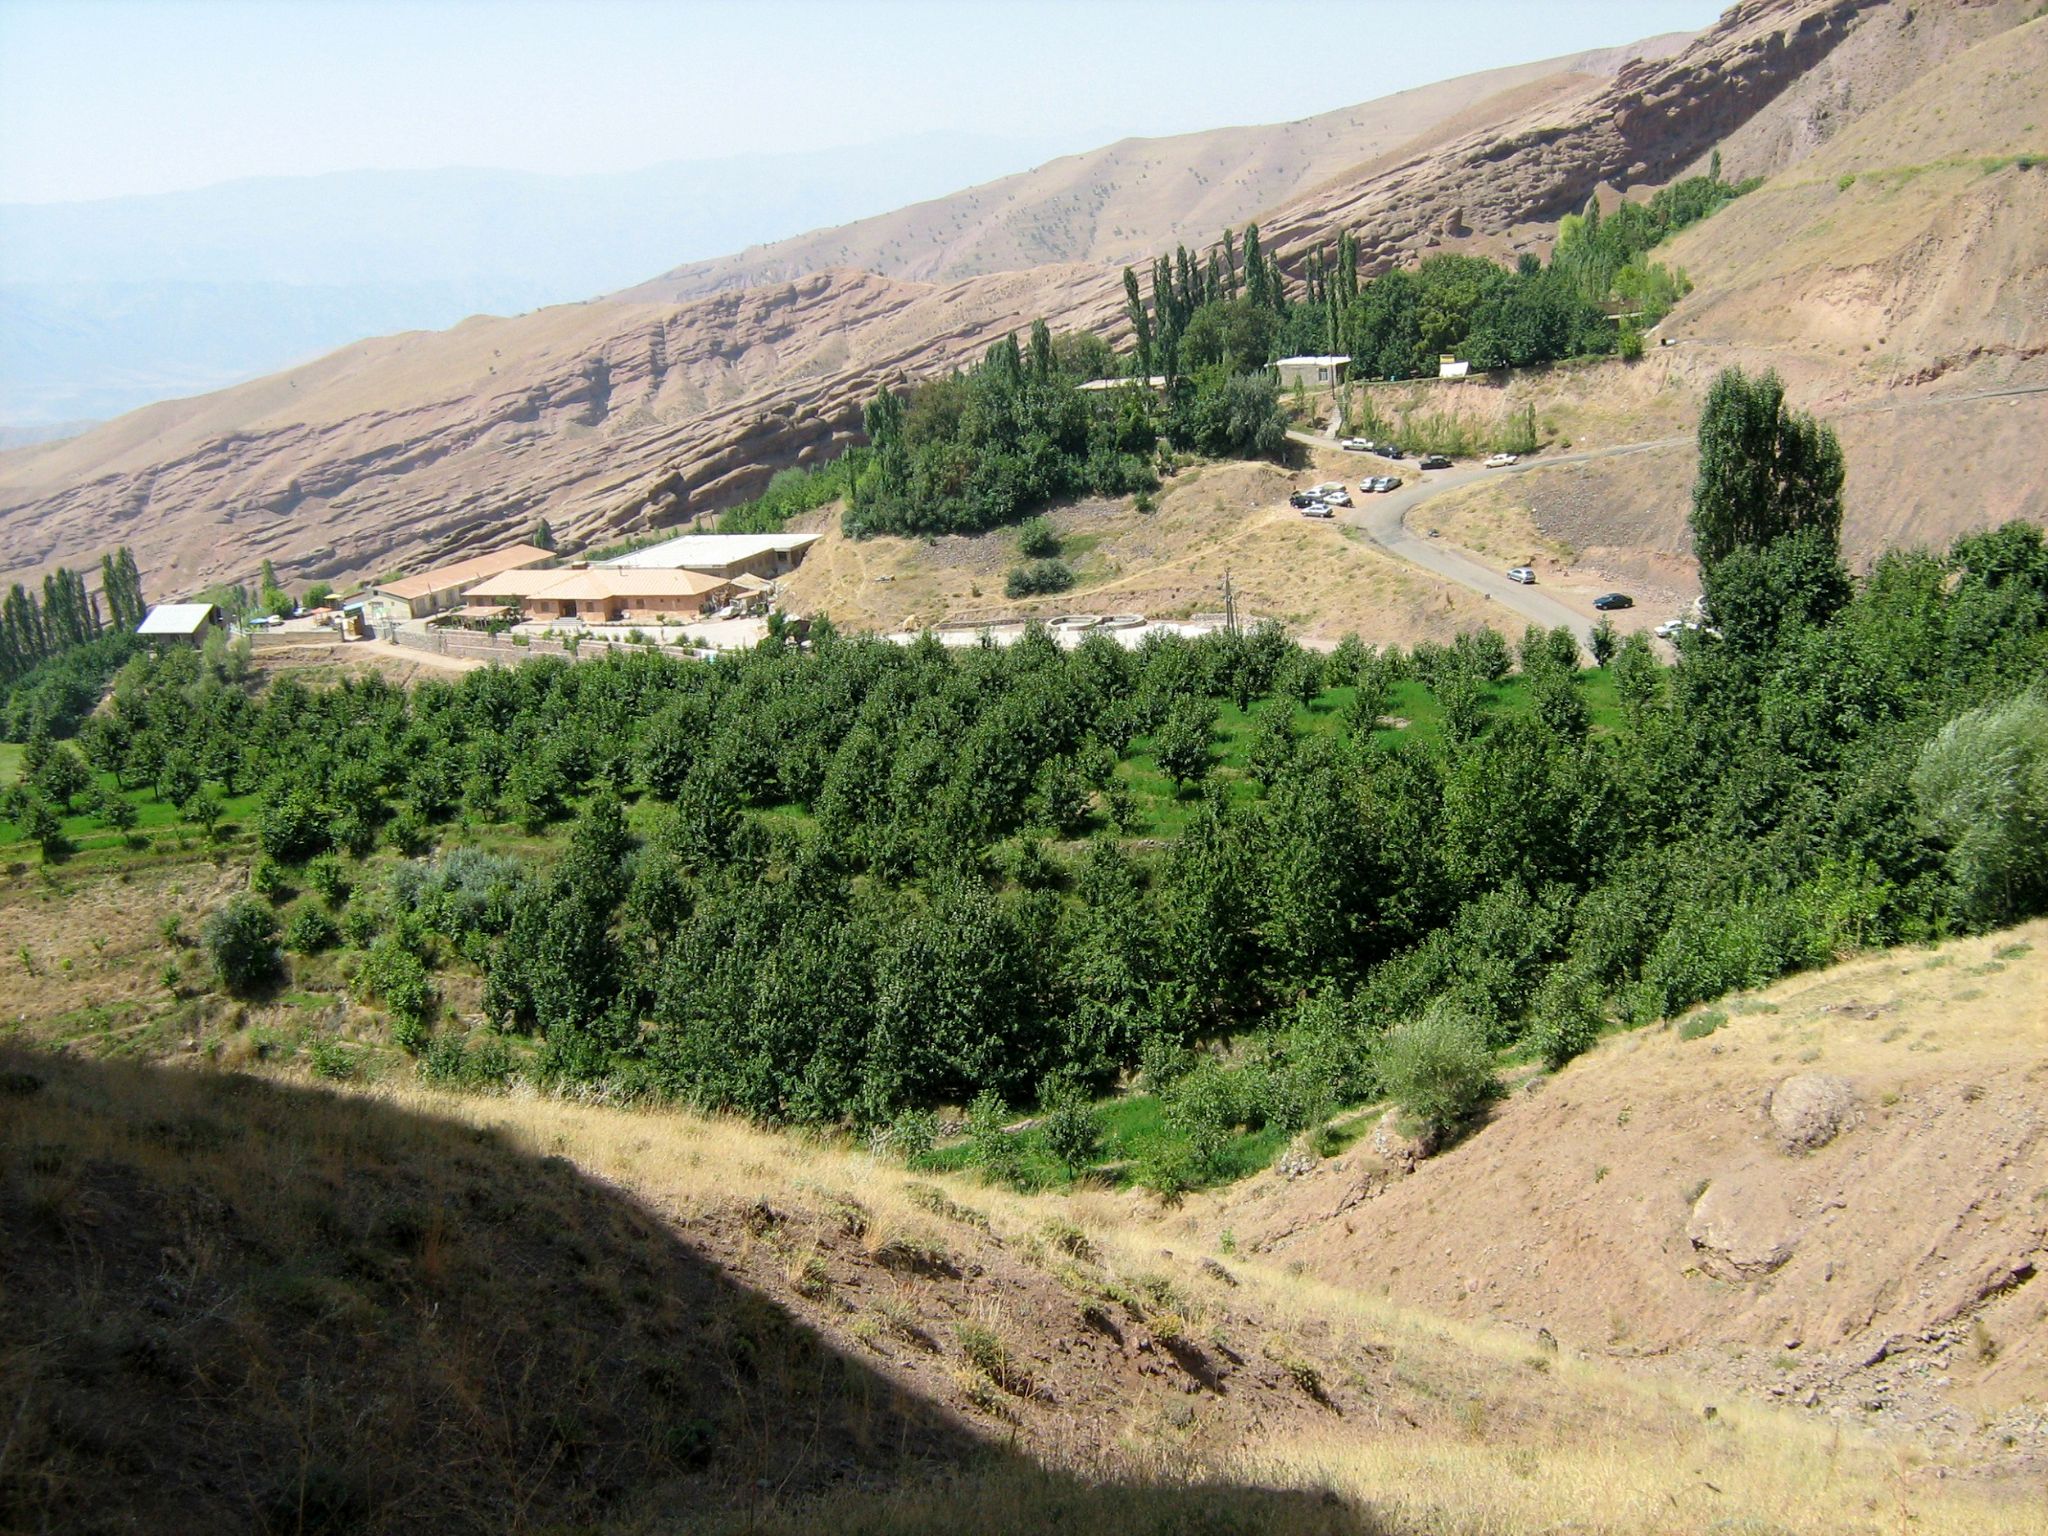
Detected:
left=1687, top=1172, right=1801, bottom=1282
left=1766, top=1073, right=1859, bottom=1153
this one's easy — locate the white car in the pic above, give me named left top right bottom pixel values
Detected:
left=1300, top=502, right=1335, bottom=519
left=1340, top=438, right=1371, bottom=452
left=1320, top=490, right=1352, bottom=507
left=1311, top=481, right=1345, bottom=496
left=1485, top=453, right=1520, bottom=468
left=1507, top=566, right=1536, bottom=585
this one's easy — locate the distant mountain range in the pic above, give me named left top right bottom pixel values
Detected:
left=0, top=133, right=1064, bottom=427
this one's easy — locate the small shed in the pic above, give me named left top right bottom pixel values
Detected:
left=1274, top=355, right=1351, bottom=388
left=136, top=603, right=222, bottom=644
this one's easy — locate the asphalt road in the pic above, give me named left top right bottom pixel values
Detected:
left=1288, top=377, right=2048, bottom=648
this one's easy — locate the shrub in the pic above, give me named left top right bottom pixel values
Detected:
left=202, top=896, right=282, bottom=995
left=353, top=935, right=436, bottom=1041
left=284, top=905, right=339, bottom=955
left=1016, top=515, right=1061, bottom=559
left=1037, top=1077, right=1101, bottom=1173
left=888, top=1106, right=940, bottom=1162
left=1677, top=1009, right=1726, bottom=1042
left=1005, top=559, right=1075, bottom=599
left=307, top=1039, right=358, bottom=1082
left=965, top=1090, right=1023, bottom=1186
left=1163, top=1059, right=1257, bottom=1169
left=1589, top=618, right=1618, bottom=667
left=1375, top=1001, right=1496, bottom=1136
left=306, top=855, right=350, bottom=910
left=1528, top=968, right=1603, bottom=1069
left=248, top=857, right=289, bottom=900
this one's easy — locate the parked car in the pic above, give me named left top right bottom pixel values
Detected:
left=1485, top=452, right=1520, bottom=468
left=1592, top=592, right=1634, bottom=611
left=1507, top=566, right=1536, bottom=585
left=1340, top=437, right=1371, bottom=452
left=1288, top=492, right=1315, bottom=508
left=1355, top=480, right=1378, bottom=494
left=1380, top=444, right=1405, bottom=459
left=1311, top=481, right=1345, bottom=496
left=1419, top=453, right=1452, bottom=470
left=1655, top=617, right=1704, bottom=640
left=1376, top=476, right=1403, bottom=492
left=1320, top=489, right=1352, bottom=507
left=1301, top=502, right=1335, bottom=519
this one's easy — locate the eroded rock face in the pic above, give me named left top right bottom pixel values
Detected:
left=1687, top=1173, right=1801, bottom=1281
left=1766, top=1073, right=1859, bottom=1153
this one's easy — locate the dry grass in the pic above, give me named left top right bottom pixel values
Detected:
left=778, top=454, right=1500, bottom=646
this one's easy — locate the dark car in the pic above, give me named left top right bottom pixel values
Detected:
left=1593, top=592, right=1634, bottom=611
left=1288, top=492, right=1314, bottom=509
left=1381, top=444, right=1405, bottom=459
left=1419, top=453, right=1452, bottom=470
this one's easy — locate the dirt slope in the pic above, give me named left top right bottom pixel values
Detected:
left=1203, top=920, right=2048, bottom=1477
left=625, top=37, right=1692, bottom=302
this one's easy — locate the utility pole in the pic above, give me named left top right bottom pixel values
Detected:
left=1222, top=566, right=1239, bottom=637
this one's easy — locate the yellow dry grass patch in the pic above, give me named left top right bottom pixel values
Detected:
left=779, top=460, right=1498, bottom=646
left=1413, top=477, right=1577, bottom=566
left=322, top=1067, right=2031, bottom=1536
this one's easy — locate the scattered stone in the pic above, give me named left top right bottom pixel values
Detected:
left=1370, top=1108, right=1437, bottom=1173
left=1765, top=1073, right=1860, bottom=1152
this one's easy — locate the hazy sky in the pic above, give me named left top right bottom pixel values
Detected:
left=0, top=0, right=1724, bottom=205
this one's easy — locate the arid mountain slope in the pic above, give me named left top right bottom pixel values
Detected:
left=1, top=0, right=2035, bottom=605
left=625, top=37, right=1693, bottom=303
left=1397, top=10, right=2048, bottom=600
left=1204, top=920, right=2048, bottom=1479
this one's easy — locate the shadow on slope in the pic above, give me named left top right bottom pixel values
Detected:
left=0, top=1049, right=1377, bottom=1535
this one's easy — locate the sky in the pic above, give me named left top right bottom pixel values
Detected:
left=0, top=0, right=1725, bottom=206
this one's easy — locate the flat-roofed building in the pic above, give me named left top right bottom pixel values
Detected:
left=363, top=543, right=555, bottom=628
left=136, top=602, right=222, bottom=643
left=601, top=531, right=820, bottom=581
left=1272, top=354, right=1351, bottom=388
left=467, top=567, right=742, bottom=623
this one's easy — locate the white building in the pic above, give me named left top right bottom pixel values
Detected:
left=602, top=532, right=821, bottom=581
left=136, top=603, right=222, bottom=643
left=1273, top=355, right=1351, bottom=388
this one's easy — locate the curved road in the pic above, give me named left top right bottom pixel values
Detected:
left=1290, top=378, right=2048, bottom=646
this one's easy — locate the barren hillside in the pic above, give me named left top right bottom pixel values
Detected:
left=1, top=0, right=2039, bottom=611
left=1198, top=920, right=2048, bottom=1482
left=625, top=37, right=1693, bottom=302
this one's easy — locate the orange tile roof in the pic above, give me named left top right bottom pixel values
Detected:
left=376, top=544, right=554, bottom=601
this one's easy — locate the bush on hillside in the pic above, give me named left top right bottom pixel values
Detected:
left=1005, top=559, right=1075, bottom=599
left=1374, top=1002, right=1496, bottom=1136
left=1016, top=515, right=1061, bottom=559
left=203, top=896, right=282, bottom=995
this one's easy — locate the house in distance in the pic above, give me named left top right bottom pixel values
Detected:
left=135, top=602, right=223, bottom=645
left=361, top=543, right=555, bottom=631
left=600, top=531, right=820, bottom=582
left=1273, top=354, right=1351, bottom=388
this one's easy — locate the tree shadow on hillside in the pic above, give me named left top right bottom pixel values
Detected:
left=0, top=1050, right=1383, bottom=1536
